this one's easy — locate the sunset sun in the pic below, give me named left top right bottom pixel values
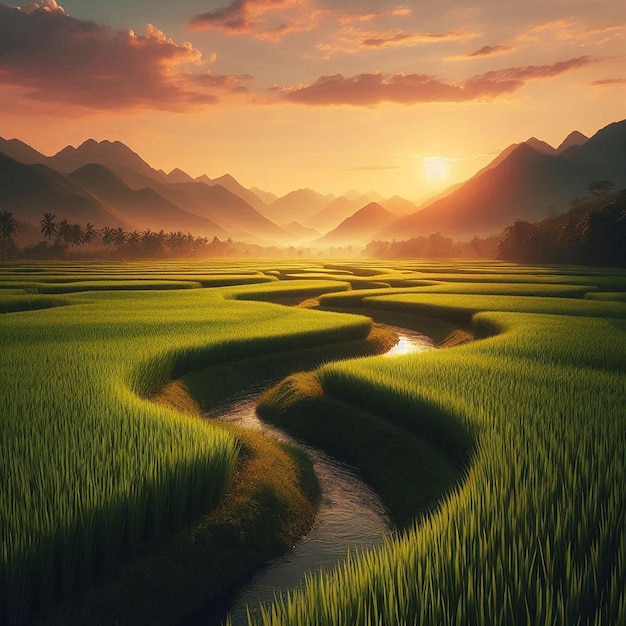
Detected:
left=423, top=156, right=449, bottom=182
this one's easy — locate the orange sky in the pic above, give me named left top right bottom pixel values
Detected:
left=1, top=0, right=625, bottom=199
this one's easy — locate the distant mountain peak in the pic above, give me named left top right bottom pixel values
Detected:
left=525, top=137, right=556, bottom=154
left=556, top=130, right=588, bottom=153
left=356, top=201, right=389, bottom=217
left=166, top=168, right=194, bottom=183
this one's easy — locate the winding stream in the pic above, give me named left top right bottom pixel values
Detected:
left=183, top=326, right=434, bottom=626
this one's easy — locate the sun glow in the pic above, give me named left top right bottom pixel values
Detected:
left=423, top=156, right=449, bottom=182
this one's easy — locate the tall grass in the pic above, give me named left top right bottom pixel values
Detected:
left=0, top=274, right=372, bottom=625
left=250, top=300, right=626, bottom=624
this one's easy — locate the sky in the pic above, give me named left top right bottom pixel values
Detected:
left=1, top=0, right=625, bottom=200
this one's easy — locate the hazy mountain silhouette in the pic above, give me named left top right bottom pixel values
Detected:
left=165, top=168, right=195, bottom=184
left=163, top=181, right=288, bottom=242
left=49, top=139, right=164, bottom=183
left=557, top=119, right=625, bottom=185
left=382, top=119, right=626, bottom=239
left=69, top=164, right=228, bottom=237
left=282, top=221, right=322, bottom=242
left=263, top=188, right=335, bottom=225
left=250, top=186, right=278, bottom=205
left=199, top=173, right=269, bottom=213
left=317, top=202, right=396, bottom=246
left=381, top=195, right=419, bottom=215
left=309, top=196, right=364, bottom=232
left=481, top=137, right=556, bottom=173
left=0, top=153, right=130, bottom=227
left=0, top=137, right=49, bottom=165
left=556, top=130, right=588, bottom=153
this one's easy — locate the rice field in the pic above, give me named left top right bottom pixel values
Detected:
left=254, top=264, right=626, bottom=626
left=1, top=259, right=625, bottom=625
left=0, top=262, right=371, bottom=625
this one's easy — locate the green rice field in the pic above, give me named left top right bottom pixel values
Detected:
left=1, top=259, right=625, bottom=625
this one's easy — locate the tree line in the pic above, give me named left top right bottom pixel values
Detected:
left=497, top=187, right=626, bottom=266
left=362, top=232, right=499, bottom=259
left=0, top=212, right=236, bottom=259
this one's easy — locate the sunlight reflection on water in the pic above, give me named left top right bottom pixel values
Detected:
left=187, top=326, right=435, bottom=626
left=385, top=327, right=435, bottom=356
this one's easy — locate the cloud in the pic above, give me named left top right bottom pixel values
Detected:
left=518, top=19, right=626, bottom=44
left=337, top=5, right=412, bottom=25
left=189, top=2, right=414, bottom=42
left=362, top=29, right=478, bottom=49
left=589, top=78, right=626, bottom=87
left=275, top=56, right=597, bottom=105
left=20, top=0, right=65, bottom=14
left=317, top=26, right=479, bottom=56
left=188, top=0, right=316, bottom=39
left=0, top=3, right=249, bottom=112
left=466, top=44, right=513, bottom=58
left=447, top=44, right=514, bottom=62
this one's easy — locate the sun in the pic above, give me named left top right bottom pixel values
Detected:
left=423, top=156, right=449, bottom=182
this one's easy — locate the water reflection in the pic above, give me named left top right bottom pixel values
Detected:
left=201, top=391, right=392, bottom=626
left=385, top=327, right=435, bottom=356
left=186, top=326, right=434, bottom=626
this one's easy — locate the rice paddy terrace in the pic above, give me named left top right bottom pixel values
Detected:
left=1, top=259, right=625, bottom=625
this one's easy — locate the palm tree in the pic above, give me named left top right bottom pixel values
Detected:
left=101, top=226, right=115, bottom=247
left=113, top=227, right=127, bottom=247
left=0, top=211, right=17, bottom=240
left=40, top=213, right=57, bottom=240
left=68, top=223, right=84, bottom=250
left=0, top=211, right=17, bottom=260
left=83, top=222, right=98, bottom=249
left=57, top=219, right=71, bottom=246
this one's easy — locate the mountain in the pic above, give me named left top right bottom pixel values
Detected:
left=166, top=168, right=194, bottom=184
left=556, top=130, right=588, bottom=153
left=69, top=164, right=228, bottom=237
left=343, top=189, right=364, bottom=201
left=309, top=196, right=363, bottom=233
left=49, top=139, right=164, bottom=184
left=263, top=188, right=335, bottom=225
left=316, top=202, right=396, bottom=246
left=0, top=153, right=129, bottom=227
left=208, top=174, right=269, bottom=213
left=281, top=221, right=321, bottom=242
left=163, top=181, right=287, bottom=242
left=557, top=120, right=626, bottom=185
left=525, top=137, right=556, bottom=155
left=382, top=119, right=626, bottom=240
left=250, top=186, right=278, bottom=205
left=483, top=136, right=556, bottom=173
left=0, top=137, right=49, bottom=165
left=381, top=195, right=419, bottom=215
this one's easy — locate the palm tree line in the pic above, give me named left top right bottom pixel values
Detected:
left=0, top=211, right=235, bottom=258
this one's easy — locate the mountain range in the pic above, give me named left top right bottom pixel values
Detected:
left=1, top=118, right=624, bottom=247
left=381, top=120, right=625, bottom=240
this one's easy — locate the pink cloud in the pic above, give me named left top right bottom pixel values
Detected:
left=189, top=2, right=413, bottom=42
left=589, top=78, right=626, bottom=87
left=188, top=0, right=315, bottom=39
left=275, top=56, right=597, bottom=105
left=0, top=3, right=249, bottom=112
left=317, top=26, right=479, bottom=56
left=466, top=45, right=513, bottom=58
left=518, top=19, right=626, bottom=44
left=337, top=5, right=412, bottom=25
left=362, top=29, right=478, bottom=49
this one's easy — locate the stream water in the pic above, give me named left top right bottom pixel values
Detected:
left=182, top=326, right=434, bottom=626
